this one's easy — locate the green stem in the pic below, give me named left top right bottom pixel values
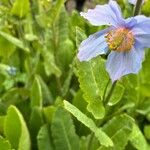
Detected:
left=87, top=81, right=117, bottom=150
left=104, top=81, right=117, bottom=106
left=133, top=0, right=143, bottom=16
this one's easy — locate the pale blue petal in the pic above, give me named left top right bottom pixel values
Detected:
left=106, top=47, right=144, bottom=82
left=134, top=34, right=150, bottom=48
left=80, top=0, right=124, bottom=27
left=125, top=17, right=137, bottom=28
left=77, top=29, right=109, bottom=61
left=131, top=15, right=150, bottom=35
left=127, top=15, right=150, bottom=48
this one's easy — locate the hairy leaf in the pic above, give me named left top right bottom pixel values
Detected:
left=63, top=100, right=113, bottom=147
left=51, top=107, right=80, bottom=150
left=37, top=124, right=54, bottom=150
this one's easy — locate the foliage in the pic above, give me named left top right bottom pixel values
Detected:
left=0, top=0, right=150, bottom=150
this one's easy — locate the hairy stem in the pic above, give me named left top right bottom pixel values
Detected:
left=133, top=0, right=143, bottom=16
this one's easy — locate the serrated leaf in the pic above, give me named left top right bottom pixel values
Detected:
left=11, top=0, right=30, bottom=18
left=76, top=27, right=87, bottom=47
left=98, top=114, right=133, bottom=150
left=4, top=105, right=31, bottom=150
left=0, top=31, right=29, bottom=53
left=0, top=136, right=11, bottom=150
left=37, top=124, right=54, bottom=150
left=130, top=124, right=148, bottom=150
left=51, top=107, right=80, bottom=150
left=63, top=100, right=113, bottom=147
left=77, top=57, right=109, bottom=119
left=30, top=76, right=43, bottom=108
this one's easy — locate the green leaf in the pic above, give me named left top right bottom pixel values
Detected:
left=107, top=83, right=125, bottom=106
left=0, top=116, right=5, bottom=134
left=4, top=105, right=31, bottom=150
left=38, top=76, right=54, bottom=105
left=51, top=107, right=80, bottom=150
left=48, top=0, right=65, bottom=27
left=130, top=124, right=148, bottom=150
left=30, top=76, right=43, bottom=108
left=29, top=107, right=44, bottom=150
left=77, top=57, right=109, bottom=119
left=42, top=48, right=61, bottom=77
left=144, top=125, right=150, bottom=140
left=11, top=0, right=30, bottom=18
left=0, top=34, right=15, bottom=59
left=0, top=31, right=29, bottom=53
left=37, top=124, right=54, bottom=150
left=0, top=136, right=11, bottom=150
left=63, top=100, right=113, bottom=147
left=76, top=27, right=87, bottom=47
left=87, top=100, right=105, bottom=119
left=98, top=114, right=133, bottom=150
left=43, top=106, right=56, bottom=124
left=72, top=90, right=87, bottom=113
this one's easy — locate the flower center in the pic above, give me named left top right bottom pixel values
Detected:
left=105, top=28, right=134, bottom=52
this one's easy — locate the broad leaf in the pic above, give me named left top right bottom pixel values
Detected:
left=37, top=124, right=54, bottom=150
left=77, top=57, right=109, bottom=119
left=11, top=0, right=30, bottom=18
left=0, top=136, right=11, bottom=150
left=4, top=105, right=31, bottom=150
left=98, top=114, right=133, bottom=150
left=51, top=107, right=80, bottom=150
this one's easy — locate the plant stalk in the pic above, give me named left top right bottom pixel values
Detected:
left=133, top=0, right=143, bottom=16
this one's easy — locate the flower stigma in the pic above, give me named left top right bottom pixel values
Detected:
left=105, top=28, right=135, bottom=52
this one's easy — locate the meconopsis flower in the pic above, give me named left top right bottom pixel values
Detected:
left=128, top=0, right=145, bottom=5
left=77, top=0, right=150, bottom=82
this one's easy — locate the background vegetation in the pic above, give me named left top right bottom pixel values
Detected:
left=0, top=0, right=150, bottom=149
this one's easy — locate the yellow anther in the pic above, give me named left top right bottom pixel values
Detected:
left=105, top=28, right=135, bottom=52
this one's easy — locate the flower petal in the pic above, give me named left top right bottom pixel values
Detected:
left=131, top=15, right=150, bottom=35
left=134, top=34, right=150, bottom=48
left=77, top=29, right=109, bottom=61
left=80, top=0, right=124, bottom=27
left=129, top=15, right=150, bottom=48
left=106, top=47, right=144, bottom=82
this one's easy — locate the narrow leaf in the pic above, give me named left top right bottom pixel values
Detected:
left=30, top=76, right=43, bottom=108
left=0, top=31, right=29, bottom=53
left=63, top=100, right=113, bottom=147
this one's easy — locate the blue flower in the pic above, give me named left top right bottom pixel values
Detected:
left=129, top=0, right=145, bottom=5
left=77, top=0, right=150, bottom=82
